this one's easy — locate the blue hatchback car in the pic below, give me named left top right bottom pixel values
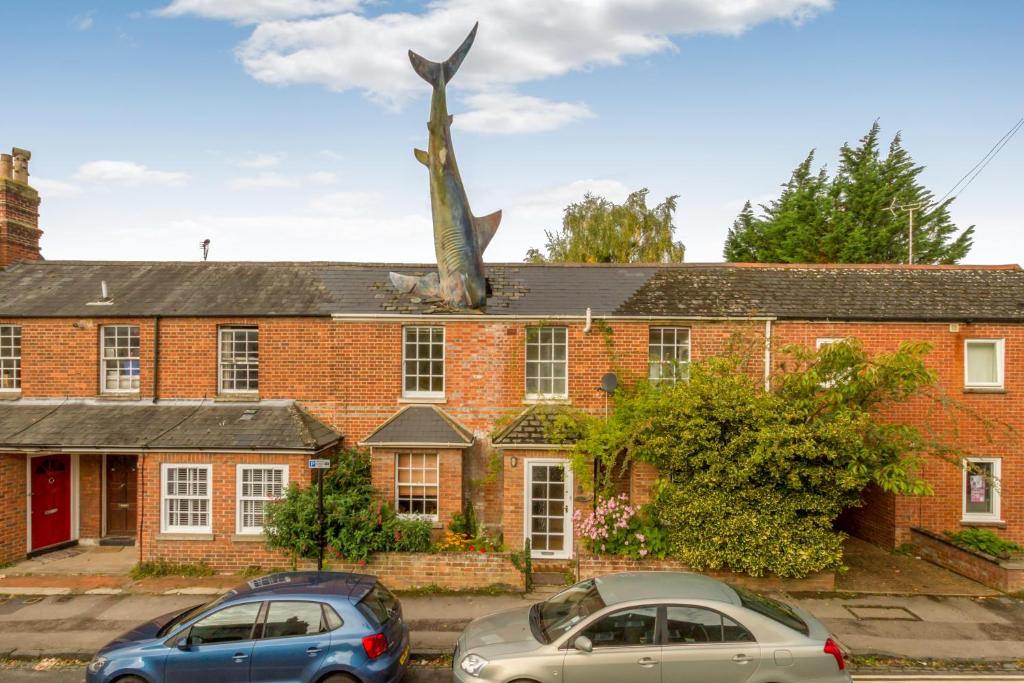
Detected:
left=85, top=572, right=409, bottom=683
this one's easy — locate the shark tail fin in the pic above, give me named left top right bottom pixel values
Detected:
left=408, top=22, right=478, bottom=85
left=389, top=271, right=441, bottom=298
left=473, top=210, right=502, bottom=254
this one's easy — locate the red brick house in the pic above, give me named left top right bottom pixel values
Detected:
left=1, top=151, right=1021, bottom=570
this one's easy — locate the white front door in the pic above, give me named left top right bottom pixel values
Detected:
left=525, top=459, right=573, bottom=560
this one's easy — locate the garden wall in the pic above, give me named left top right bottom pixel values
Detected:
left=910, top=528, right=1024, bottom=593
left=326, top=552, right=524, bottom=591
left=578, top=555, right=835, bottom=592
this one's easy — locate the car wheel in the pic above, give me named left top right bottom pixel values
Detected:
left=319, top=674, right=359, bottom=683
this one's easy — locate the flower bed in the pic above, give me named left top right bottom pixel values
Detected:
left=910, top=528, right=1024, bottom=593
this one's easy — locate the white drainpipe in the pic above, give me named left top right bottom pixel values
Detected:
left=763, top=319, right=773, bottom=391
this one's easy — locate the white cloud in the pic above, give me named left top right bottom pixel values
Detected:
left=455, top=92, right=593, bottom=135
left=72, top=13, right=95, bottom=31
left=235, top=152, right=282, bottom=169
left=74, top=160, right=190, bottom=187
left=228, top=170, right=339, bottom=190
left=30, top=177, right=84, bottom=199
left=156, top=0, right=361, bottom=24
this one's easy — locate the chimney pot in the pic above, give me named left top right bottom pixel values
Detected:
left=10, top=148, right=30, bottom=184
left=0, top=155, right=11, bottom=180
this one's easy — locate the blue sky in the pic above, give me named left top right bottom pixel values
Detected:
left=3, top=0, right=1021, bottom=264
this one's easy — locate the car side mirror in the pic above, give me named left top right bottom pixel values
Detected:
left=176, top=639, right=191, bottom=651
left=574, top=636, right=593, bottom=653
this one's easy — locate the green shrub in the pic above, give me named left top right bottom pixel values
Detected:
left=946, top=528, right=1023, bottom=559
left=264, top=449, right=431, bottom=561
left=448, top=501, right=479, bottom=538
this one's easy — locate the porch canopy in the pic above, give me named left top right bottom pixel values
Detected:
left=0, top=400, right=340, bottom=453
left=359, top=405, right=473, bottom=448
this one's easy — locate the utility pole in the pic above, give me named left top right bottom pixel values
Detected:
left=889, top=199, right=928, bottom=265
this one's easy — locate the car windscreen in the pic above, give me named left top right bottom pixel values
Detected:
left=536, top=579, right=606, bottom=643
left=732, top=585, right=809, bottom=636
left=157, top=591, right=237, bottom=637
left=358, top=583, right=399, bottom=627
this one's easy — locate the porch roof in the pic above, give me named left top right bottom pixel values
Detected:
left=492, top=405, right=577, bottom=449
left=0, top=400, right=340, bottom=453
left=359, top=405, right=473, bottom=449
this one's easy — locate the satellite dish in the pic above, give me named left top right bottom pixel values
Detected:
left=599, top=372, right=618, bottom=394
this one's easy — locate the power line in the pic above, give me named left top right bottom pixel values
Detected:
left=935, top=116, right=1024, bottom=206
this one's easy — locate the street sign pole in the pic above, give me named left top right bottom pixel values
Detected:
left=317, top=467, right=324, bottom=572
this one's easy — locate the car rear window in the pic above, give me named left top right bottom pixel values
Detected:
left=358, top=583, right=399, bottom=627
left=732, top=585, right=809, bottom=636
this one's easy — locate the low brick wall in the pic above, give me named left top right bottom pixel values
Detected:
left=578, top=555, right=835, bottom=592
left=328, top=552, right=523, bottom=591
left=910, top=528, right=1024, bottom=593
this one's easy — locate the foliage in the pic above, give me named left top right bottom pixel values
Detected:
left=946, top=528, right=1023, bottom=559
left=436, top=503, right=502, bottom=552
left=567, top=339, right=943, bottom=577
left=573, top=494, right=668, bottom=560
left=264, top=449, right=432, bottom=562
left=527, top=189, right=684, bottom=263
left=724, top=122, right=974, bottom=264
left=448, top=501, right=479, bottom=538
left=510, top=538, right=533, bottom=592
left=130, top=560, right=215, bottom=579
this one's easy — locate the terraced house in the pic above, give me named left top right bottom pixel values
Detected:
left=1, top=150, right=1022, bottom=572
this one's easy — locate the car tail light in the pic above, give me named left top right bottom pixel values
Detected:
left=824, top=638, right=845, bottom=670
left=362, top=633, right=388, bottom=659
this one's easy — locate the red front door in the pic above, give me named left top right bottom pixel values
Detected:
left=31, top=455, right=72, bottom=552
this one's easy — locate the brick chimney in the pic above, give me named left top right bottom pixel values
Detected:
left=0, top=147, right=43, bottom=268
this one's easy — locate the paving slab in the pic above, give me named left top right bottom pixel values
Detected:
left=838, top=537, right=997, bottom=596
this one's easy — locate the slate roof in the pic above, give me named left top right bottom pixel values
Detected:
left=360, top=405, right=474, bottom=448
left=0, top=400, right=340, bottom=452
left=492, top=405, right=577, bottom=448
left=1, top=260, right=1023, bottom=322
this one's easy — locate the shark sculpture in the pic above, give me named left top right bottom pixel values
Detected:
left=389, top=23, right=501, bottom=310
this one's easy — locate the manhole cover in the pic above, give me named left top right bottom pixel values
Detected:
left=845, top=605, right=921, bottom=621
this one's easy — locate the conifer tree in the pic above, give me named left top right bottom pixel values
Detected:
left=725, top=123, right=974, bottom=264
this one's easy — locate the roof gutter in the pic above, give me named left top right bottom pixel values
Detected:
left=358, top=441, right=473, bottom=449
left=331, top=313, right=778, bottom=322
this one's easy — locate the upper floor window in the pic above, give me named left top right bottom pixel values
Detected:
left=220, top=326, right=259, bottom=393
left=526, top=326, right=567, bottom=399
left=649, top=327, right=691, bottom=383
left=403, top=326, right=444, bottom=398
left=101, top=325, right=140, bottom=393
left=0, top=325, right=20, bottom=391
left=965, top=339, right=1004, bottom=389
left=237, top=465, right=288, bottom=535
left=963, top=457, right=1001, bottom=523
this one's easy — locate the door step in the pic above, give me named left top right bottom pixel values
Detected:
left=99, top=536, right=136, bottom=547
left=532, top=571, right=568, bottom=586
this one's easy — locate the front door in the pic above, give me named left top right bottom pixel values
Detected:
left=105, top=455, right=138, bottom=537
left=30, top=454, right=72, bottom=552
left=526, top=460, right=573, bottom=560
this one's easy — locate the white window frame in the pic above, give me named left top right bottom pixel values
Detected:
left=160, top=464, right=213, bottom=534
left=236, top=465, right=289, bottom=535
left=962, top=457, right=1002, bottom=523
left=648, top=327, right=691, bottom=383
left=0, top=324, right=21, bottom=392
left=100, top=325, right=140, bottom=394
left=402, top=326, right=445, bottom=399
left=525, top=326, right=569, bottom=400
left=219, top=326, right=259, bottom=394
left=816, top=337, right=847, bottom=349
left=964, top=339, right=1004, bottom=390
left=394, top=452, right=439, bottom=521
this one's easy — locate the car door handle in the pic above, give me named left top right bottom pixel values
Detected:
left=306, top=647, right=322, bottom=656
left=233, top=653, right=249, bottom=662
left=637, top=657, right=658, bottom=667
left=732, top=654, right=753, bottom=663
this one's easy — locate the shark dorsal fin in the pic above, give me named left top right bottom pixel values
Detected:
left=414, top=148, right=429, bottom=166
left=473, top=210, right=502, bottom=254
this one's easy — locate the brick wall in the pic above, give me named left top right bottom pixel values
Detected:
left=79, top=456, right=103, bottom=540
left=328, top=552, right=523, bottom=591
left=910, top=527, right=1024, bottom=592
left=578, top=555, right=835, bottom=592
left=0, top=454, right=26, bottom=565
left=0, top=178, right=42, bottom=268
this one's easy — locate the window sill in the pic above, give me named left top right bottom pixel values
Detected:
left=523, top=397, right=571, bottom=405
left=98, top=393, right=142, bottom=401
left=398, top=396, right=447, bottom=404
left=963, top=387, right=1006, bottom=394
left=215, top=393, right=260, bottom=402
left=232, top=534, right=267, bottom=543
left=156, top=532, right=215, bottom=541
left=960, top=519, right=1006, bottom=529
left=0, top=391, right=22, bottom=401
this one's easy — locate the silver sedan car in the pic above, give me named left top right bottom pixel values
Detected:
left=452, top=571, right=851, bottom=683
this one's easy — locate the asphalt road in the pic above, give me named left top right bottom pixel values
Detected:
left=0, top=665, right=454, bottom=682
